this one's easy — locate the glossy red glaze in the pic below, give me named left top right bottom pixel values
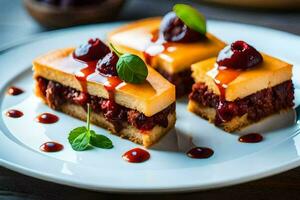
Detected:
left=7, top=86, right=24, bottom=96
left=150, top=29, right=160, bottom=42
left=238, top=133, right=263, bottom=143
left=143, top=51, right=153, bottom=66
left=104, top=76, right=122, bottom=92
left=213, top=66, right=241, bottom=124
left=104, top=76, right=122, bottom=99
left=40, top=142, right=63, bottom=152
left=75, top=61, right=97, bottom=92
left=143, top=35, right=172, bottom=66
left=122, top=148, right=150, bottom=163
left=214, top=66, right=241, bottom=99
left=6, top=109, right=23, bottom=118
left=186, top=147, right=214, bottom=159
left=36, top=113, right=59, bottom=124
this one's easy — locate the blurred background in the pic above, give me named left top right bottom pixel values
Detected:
left=1, top=0, right=300, bottom=50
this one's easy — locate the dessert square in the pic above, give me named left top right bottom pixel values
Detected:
left=188, top=41, right=294, bottom=132
left=33, top=47, right=176, bottom=147
left=108, top=18, right=225, bottom=97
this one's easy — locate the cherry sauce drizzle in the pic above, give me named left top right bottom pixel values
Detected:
left=122, top=148, right=150, bottom=163
left=6, top=109, right=23, bottom=118
left=40, top=142, right=64, bottom=152
left=7, top=86, right=24, bottom=96
left=238, top=133, right=263, bottom=143
left=36, top=113, right=59, bottom=124
left=186, top=147, right=214, bottom=159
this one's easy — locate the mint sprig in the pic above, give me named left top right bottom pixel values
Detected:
left=110, top=43, right=148, bottom=84
left=173, top=4, right=206, bottom=35
left=68, top=104, right=113, bottom=151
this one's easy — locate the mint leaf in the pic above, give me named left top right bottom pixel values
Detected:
left=173, top=4, right=206, bottom=35
left=68, top=126, right=87, bottom=144
left=90, top=130, right=113, bottom=149
left=109, top=43, right=148, bottom=84
left=117, top=53, right=148, bottom=84
left=68, top=104, right=114, bottom=151
left=71, top=132, right=90, bottom=151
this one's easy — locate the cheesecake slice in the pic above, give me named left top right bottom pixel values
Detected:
left=188, top=40, right=294, bottom=132
left=108, top=16, right=225, bottom=97
left=33, top=41, right=176, bottom=147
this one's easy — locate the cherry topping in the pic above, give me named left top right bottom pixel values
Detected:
left=73, top=38, right=110, bottom=62
left=160, top=12, right=203, bottom=43
left=217, top=40, right=263, bottom=70
left=96, top=52, right=118, bottom=76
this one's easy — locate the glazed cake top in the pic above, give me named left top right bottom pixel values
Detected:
left=33, top=48, right=175, bottom=117
left=191, top=54, right=293, bottom=101
left=108, top=18, right=226, bottom=74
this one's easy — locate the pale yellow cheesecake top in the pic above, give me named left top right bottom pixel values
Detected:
left=191, top=54, right=293, bottom=101
left=33, top=48, right=175, bottom=117
left=108, top=18, right=226, bottom=74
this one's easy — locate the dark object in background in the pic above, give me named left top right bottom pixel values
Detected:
left=38, top=0, right=105, bottom=7
left=23, top=0, right=125, bottom=28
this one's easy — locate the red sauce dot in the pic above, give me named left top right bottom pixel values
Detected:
left=122, top=148, right=150, bottom=163
left=186, top=147, right=214, bottom=159
left=40, top=142, right=63, bottom=152
left=7, top=86, right=24, bottom=96
left=6, top=109, right=23, bottom=118
left=36, top=113, right=59, bottom=124
left=238, top=133, right=263, bottom=143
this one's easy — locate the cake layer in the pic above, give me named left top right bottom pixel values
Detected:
left=108, top=18, right=226, bottom=74
left=33, top=48, right=175, bottom=117
left=188, top=100, right=251, bottom=132
left=35, top=77, right=176, bottom=147
left=191, top=54, right=293, bottom=101
left=188, top=81, right=294, bottom=132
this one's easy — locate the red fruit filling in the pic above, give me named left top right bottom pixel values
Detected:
left=37, top=77, right=175, bottom=132
left=216, top=40, right=263, bottom=70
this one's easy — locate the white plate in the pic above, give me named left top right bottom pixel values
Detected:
left=1, top=20, right=300, bottom=193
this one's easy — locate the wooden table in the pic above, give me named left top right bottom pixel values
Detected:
left=1, top=0, right=300, bottom=199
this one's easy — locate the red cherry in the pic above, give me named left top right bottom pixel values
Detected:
left=96, top=52, right=118, bottom=76
left=217, top=40, right=263, bottom=70
left=73, top=38, right=110, bottom=62
left=160, top=12, right=204, bottom=43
